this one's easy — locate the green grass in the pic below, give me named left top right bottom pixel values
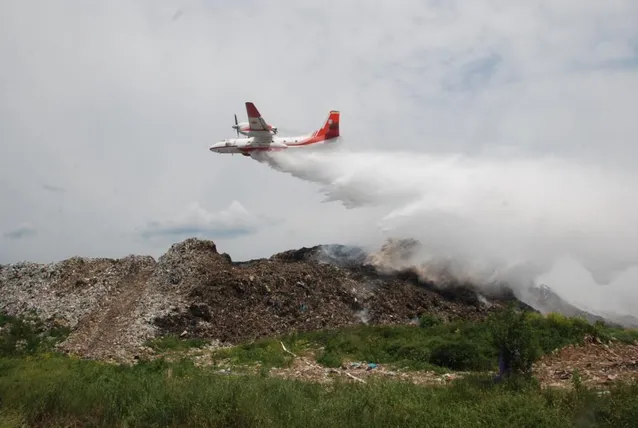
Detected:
left=0, top=354, right=637, bottom=427
left=206, top=310, right=638, bottom=373
left=2, top=308, right=638, bottom=426
left=294, top=321, right=496, bottom=371
left=211, top=338, right=297, bottom=368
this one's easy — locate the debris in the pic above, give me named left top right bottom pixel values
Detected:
left=346, top=372, right=366, bottom=383
left=533, top=335, right=638, bottom=388
left=280, top=341, right=297, bottom=357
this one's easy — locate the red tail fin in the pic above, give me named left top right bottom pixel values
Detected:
left=315, top=110, right=340, bottom=140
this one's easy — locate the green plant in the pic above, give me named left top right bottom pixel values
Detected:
left=489, top=305, right=542, bottom=378
left=211, top=338, right=295, bottom=368
left=419, top=314, right=442, bottom=328
left=316, top=350, right=342, bottom=368
left=429, top=339, right=488, bottom=371
left=0, top=312, right=70, bottom=357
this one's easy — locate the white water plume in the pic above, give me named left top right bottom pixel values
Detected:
left=253, top=148, right=638, bottom=320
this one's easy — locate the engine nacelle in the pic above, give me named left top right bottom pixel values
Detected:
left=233, top=122, right=278, bottom=135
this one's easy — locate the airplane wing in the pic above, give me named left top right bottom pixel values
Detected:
left=245, top=102, right=273, bottom=144
left=245, top=102, right=270, bottom=129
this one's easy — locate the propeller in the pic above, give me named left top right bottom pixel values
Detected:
left=232, top=114, right=239, bottom=137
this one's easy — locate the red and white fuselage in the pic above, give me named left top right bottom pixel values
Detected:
left=210, top=102, right=340, bottom=157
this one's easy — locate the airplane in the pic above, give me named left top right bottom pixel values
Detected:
left=209, top=102, right=340, bottom=157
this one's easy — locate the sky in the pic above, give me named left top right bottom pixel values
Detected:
left=2, top=0, right=638, bottom=316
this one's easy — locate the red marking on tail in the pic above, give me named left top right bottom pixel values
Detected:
left=283, top=110, right=341, bottom=147
left=245, top=102, right=261, bottom=118
left=315, top=110, right=340, bottom=140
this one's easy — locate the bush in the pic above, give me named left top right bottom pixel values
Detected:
left=315, top=350, right=342, bottom=368
left=429, top=339, right=488, bottom=371
left=419, top=314, right=442, bottom=328
left=489, top=305, right=542, bottom=378
left=529, top=312, right=595, bottom=353
left=0, top=312, right=70, bottom=357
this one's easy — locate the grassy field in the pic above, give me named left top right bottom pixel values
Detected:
left=197, top=310, right=638, bottom=374
left=2, top=308, right=638, bottom=427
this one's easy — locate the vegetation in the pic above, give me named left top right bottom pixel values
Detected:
left=1, top=307, right=638, bottom=427
left=210, top=307, right=638, bottom=374
left=0, top=312, right=70, bottom=357
left=1, top=355, right=638, bottom=427
left=212, top=338, right=297, bottom=368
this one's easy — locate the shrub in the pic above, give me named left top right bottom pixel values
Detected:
left=419, top=314, right=442, bottom=328
left=489, top=305, right=542, bottom=378
left=315, top=350, right=342, bottom=368
left=429, top=339, right=487, bottom=371
left=0, top=312, right=70, bottom=357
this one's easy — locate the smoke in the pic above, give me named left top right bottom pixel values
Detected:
left=252, top=148, right=638, bottom=320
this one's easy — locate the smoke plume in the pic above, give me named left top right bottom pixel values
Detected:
left=253, top=148, right=638, bottom=320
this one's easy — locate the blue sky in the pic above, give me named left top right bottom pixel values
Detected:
left=1, top=0, right=638, bottom=266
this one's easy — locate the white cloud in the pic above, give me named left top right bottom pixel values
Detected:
left=139, top=200, right=271, bottom=242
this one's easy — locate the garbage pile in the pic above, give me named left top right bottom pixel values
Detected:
left=0, top=237, right=603, bottom=363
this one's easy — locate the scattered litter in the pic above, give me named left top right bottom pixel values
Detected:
left=280, top=341, right=297, bottom=357
left=346, top=372, right=366, bottom=383
left=533, top=335, right=638, bottom=388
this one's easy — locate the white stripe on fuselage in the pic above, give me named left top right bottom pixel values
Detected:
left=226, top=134, right=318, bottom=147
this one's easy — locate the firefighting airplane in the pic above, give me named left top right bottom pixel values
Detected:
left=209, top=102, right=340, bottom=157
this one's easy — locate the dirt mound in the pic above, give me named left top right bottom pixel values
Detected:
left=150, top=241, right=508, bottom=343
left=534, top=335, right=638, bottom=388
left=58, top=256, right=157, bottom=360
left=150, top=238, right=232, bottom=289
left=271, top=244, right=368, bottom=269
left=0, top=237, right=607, bottom=362
left=155, top=258, right=363, bottom=343
left=0, top=256, right=155, bottom=330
